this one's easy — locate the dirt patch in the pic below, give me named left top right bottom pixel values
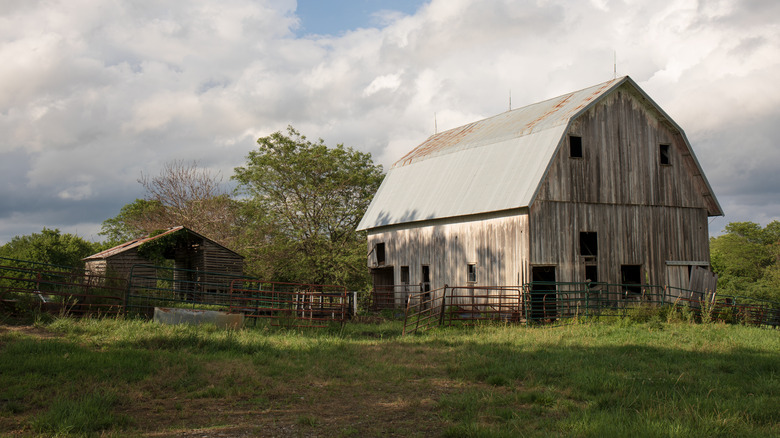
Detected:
left=0, top=325, right=62, bottom=339
left=128, top=383, right=451, bottom=437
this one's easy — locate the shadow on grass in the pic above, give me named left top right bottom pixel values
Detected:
left=1, top=321, right=778, bottom=437
left=437, top=331, right=779, bottom=437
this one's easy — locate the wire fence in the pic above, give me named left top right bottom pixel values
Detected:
left=1, top=257, right=349, bottom=328
left=228, top=279, right=349, bottom=327
left=401, top=282, right=780, bottom=335
left=3, top=255, right=777, bottom=331
left=0, top=256, right=125, bottom=318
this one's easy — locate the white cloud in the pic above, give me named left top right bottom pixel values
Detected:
left=1, top=0, right=779, bottom=244
left=362, top=73, right=403, bottom=97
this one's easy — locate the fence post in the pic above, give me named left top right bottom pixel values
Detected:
left=439, top=285, right=448, bottom=326
left=585, top=283, right=590, bottom=318
left=124, top=265, right=136, bottom=316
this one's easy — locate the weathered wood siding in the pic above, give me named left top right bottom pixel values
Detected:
left=201, top=241, right=243, bottom=276
left=531, top=83, right=712, bottom=286
left=85, top=249, right=157, bottom=288
left=529, top=202, right=710, bottom=286
left=367, top=210, right=530, bottom=293
left=201, top=241, right=243, bottom=291
left=537, top=84, right=713, bottom=211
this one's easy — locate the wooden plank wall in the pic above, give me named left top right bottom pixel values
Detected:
left=529, top=202, right=710, bottom=287
left=537, top=84, right=712, bottom=212
left=86, top=250, right=157, bottom=289
left=366, top=211, right=530, bottom=292
left=201, top=241, right=243, bottom=290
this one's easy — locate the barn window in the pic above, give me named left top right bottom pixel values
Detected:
left=621, top=265, right=642, bottom=295
left=400, top=266, right=409, bottom=284
left=569, top=135, right=583, bottom=158
left=467, top=264, right=477, bottom=283
left=660, top=144, right=671, bottom=165
left=376, top=242, right=386, bottom=265
left=579, top=232, right=598, bottom=256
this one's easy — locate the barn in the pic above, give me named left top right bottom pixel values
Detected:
left=357, top=76, right=722, bottom=310
left=84, top=226, right=244, bottom=293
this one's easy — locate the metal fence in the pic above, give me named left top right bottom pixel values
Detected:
left=125, top=264, right=246, bottom=317
left=229, top=279, right=349, bottom=327
left=402, top=286, right=446, bottom=336
left=401, top=282, right=780, bottom=335
left=0, top=257, right=125, bottom=318
left=441, top=286, right=525, bottom=326
left=371, top=284, right=422, bottom=310
left=1, top=257, right=349, bottom=328
left=126, top=265, right=349, bottom=327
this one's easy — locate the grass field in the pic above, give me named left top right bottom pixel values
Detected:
left=0, top=314, right=778, bottom=437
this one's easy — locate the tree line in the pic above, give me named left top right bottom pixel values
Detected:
left=709, top=221, right=780, bottom=302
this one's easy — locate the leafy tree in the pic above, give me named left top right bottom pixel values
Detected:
left=710, top=221, right=780, bottom=302
left=0, top=228, right=99, bottom=268
left=233, top=126, right=384, bottom=290
left=99, top=199, right=165, bottom=246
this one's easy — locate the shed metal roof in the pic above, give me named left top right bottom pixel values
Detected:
left=83, top=226, right=243, bottom=260
left=358, top=76, right=722, bottom=231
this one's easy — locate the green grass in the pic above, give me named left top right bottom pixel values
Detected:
left=0, top=317, right=777, bottom=437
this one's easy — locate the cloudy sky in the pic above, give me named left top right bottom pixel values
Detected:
left=1, top=0, right=779, bottom=244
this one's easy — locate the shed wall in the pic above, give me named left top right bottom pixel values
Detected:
left=85, top=250, right=157, bottom=289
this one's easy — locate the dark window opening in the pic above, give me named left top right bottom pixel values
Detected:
left=660, top=144, right=671, bottom=165
left=621, top=265, right=642, bottom=295
left=585, top=265, right=598, bottom=284
left=400, top=266, right=409, bottom=284
left=531, top=266, right=557, bottom=321
left=467, top=264, right=476, bottom=283
left=579, top=232, right=598, bottom=256
left=421, top=265, right=431, bottom=309
left=569, top=135, right=583, bottom=158
left=376, top=242, right=385, bottom=265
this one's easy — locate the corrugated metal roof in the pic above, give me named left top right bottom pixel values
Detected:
left=83, top=226, right=187, bottom=260
left=393, top=78, right=620, bottom=168
left=83, top=226, right=244, bottom=261
left=358, top=76, right=722, bottom=231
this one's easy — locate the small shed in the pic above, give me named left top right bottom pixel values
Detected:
left=84, top=226, right=244, bottom=292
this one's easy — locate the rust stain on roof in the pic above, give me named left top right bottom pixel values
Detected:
left=393, top=78, right=622, bottom=168
left=83, top=226, right=186, bottom=260
left=397, top=121, right=480, bottom=167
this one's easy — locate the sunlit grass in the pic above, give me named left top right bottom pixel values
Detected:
left=0, top=316, right=778, bottom=436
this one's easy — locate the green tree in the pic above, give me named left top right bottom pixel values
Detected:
left=99, top=199, right=165, bottom=246
left=233, top=126, right=384, bottom=290
left=710, top=221, right=780, bottom=302
left=0, top=228, right=99, bottom=268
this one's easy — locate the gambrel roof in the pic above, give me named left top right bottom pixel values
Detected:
left=358, top=76, right=722, bottom=231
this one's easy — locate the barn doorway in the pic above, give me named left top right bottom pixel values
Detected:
left=370, top=267, right=394, bottom=309
left=531, top=266, right=557, bottom=321
left=421, top=265, right=431, bottom=309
